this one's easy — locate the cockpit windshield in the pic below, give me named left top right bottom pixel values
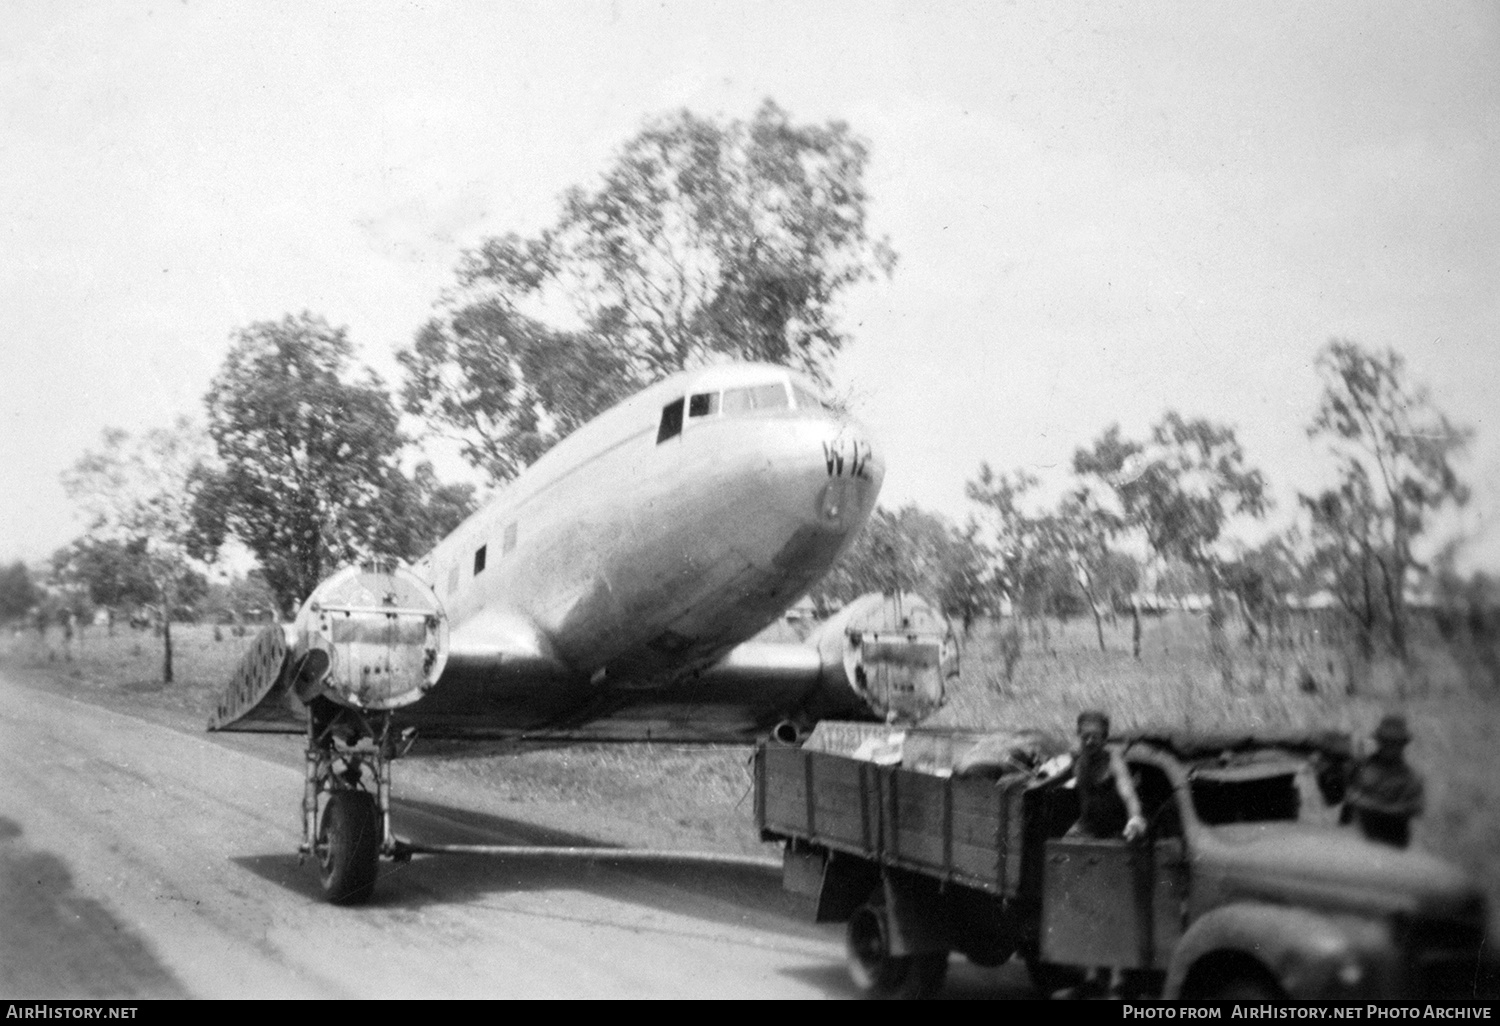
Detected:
left=722, top=382, right=789, bottom=414
left=791, top=382, right=824, bottom=411
left=661, top=374, right=829, bottom=442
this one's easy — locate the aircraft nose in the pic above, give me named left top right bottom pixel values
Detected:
left=808, top=416, right=884, bottom=528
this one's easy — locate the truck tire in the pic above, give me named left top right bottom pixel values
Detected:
left=317, top=790, right=380, bottom=905
left=846, top=901, right=949, bottom=999
left=1025, top=957, right=1085, bottom=998
left=1199, top=973, right=1281, bottom=1000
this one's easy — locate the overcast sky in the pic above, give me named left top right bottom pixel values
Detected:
left=4, top=1, right=1498, bottom=575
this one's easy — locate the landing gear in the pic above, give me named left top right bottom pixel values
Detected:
left=316, top=790, right=380, bottom=904
left=300, top=700, right=416, bottom=905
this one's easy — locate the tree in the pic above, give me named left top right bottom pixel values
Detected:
left=0, top=560, right=37, bottom=622
left=60, top=418, right=209, bottom=682
left=51, top=537, right=157, bottom=623
left=965, top=465, right=1058, bottom=620
left=194, top=313, right=417, bottom=615
left=398, top=100, right=896, bottom=483
left=1304, top=339, right=1471, bottom=660
left=1048, top=487, right=1137, bottom=651
left=809, top=504, right=989, bottom=628
left=1222, top=535, right=1300, bottom=646
left=1075, top=415, right=1269, bottom=676
left=376, top=461, right=479, bottom=560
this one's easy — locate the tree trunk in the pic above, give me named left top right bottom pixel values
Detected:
left=1387, top=531, right=1409, bottom=662
left=162, top=614, right=173, bottom=684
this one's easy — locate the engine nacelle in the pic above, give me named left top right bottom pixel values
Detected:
left=290, top=561, right=450, bottom=711
left=805, top=592, right=957, bottom=724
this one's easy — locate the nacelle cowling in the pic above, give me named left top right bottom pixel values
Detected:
left=805, top=592, right=957, bottom=724
left=290, top=561, right=450, bottom=711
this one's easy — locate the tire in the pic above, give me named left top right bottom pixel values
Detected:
left=1025, top=957, right=1086, bottom=998
left=846, top=902, right=949, bottom=999
left=1200, top=973, right=1282, bottom=1000
left=317, top=790, right=380, bottom=905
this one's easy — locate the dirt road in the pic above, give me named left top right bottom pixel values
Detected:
left=0, top=667, right=1027, bottom=999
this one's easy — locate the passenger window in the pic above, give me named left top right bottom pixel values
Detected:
left=503, top=522, right=517, bottom=553
left=447, top=565, right=459, bottom=595
left=722, top=383, right=790, bottom=415
left=473, top=545, right=487, bottom=575
left=688, top=392, right=719, bottom=418
left=657, top=398, right=685, bottom=442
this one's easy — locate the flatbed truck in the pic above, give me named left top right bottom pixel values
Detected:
left=755, top=721, right=1496, bottom=1000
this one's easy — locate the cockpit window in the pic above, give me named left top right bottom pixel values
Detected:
left=688, top=392, right=719, bottom=418
left=791, top=383, right=824, bottom=410
left=657, top=398, right=684, bottom=443
left=722, top=382, right=790, bottom=415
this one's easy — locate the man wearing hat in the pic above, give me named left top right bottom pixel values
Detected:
left=1343, top=714, right=1425, bottom=848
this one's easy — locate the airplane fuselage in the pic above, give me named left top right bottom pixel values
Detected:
left=400, top=362, right=885, bottom=739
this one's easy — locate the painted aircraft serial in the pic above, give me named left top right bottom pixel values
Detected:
left=211, top=361, right=955, bottom=902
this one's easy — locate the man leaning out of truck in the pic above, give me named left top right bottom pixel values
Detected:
left=1063, top=709, right=1148, bottom=843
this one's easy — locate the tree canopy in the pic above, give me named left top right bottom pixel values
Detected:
left=810, top=504, right=988, bottom=628
left=193, top=313, right=417, bottom=614
left=1074, top=414, right=1268, bottom=586
left=1302, top=338, right=1471, bottom=658
left=398, top=100, right=896, bottom=482
left=0, top=561, right=36, bottom=622
left=59, top=417, right=209, bottom=680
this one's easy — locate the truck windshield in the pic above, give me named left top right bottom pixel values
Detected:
left=1190, top=764, right=1302, bottom=824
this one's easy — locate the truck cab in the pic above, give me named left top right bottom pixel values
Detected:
left=1028, top=734, right=1493, bottom=999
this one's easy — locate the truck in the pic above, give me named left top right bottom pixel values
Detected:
left=754, top=721, right=1497, bottom=1000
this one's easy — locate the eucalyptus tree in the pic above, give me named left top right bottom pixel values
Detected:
left=398, top=100, right=896, bottom=483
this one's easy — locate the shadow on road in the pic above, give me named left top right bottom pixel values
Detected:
left=230, top=797, right=1040, bottom=999
left=0, top=815, right=188, bottom=999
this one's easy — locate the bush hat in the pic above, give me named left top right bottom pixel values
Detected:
left=1374, top=714, right=1411, bottom=744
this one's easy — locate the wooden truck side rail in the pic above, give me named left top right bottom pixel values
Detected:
left=755, top=742, right=1027, bottom=898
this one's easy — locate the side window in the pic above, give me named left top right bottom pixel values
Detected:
left=473, top=545, right=487, bottom=575
left=503, top=522, right=517, bottom=553
left=447, top=564, right=459, bottom=595
left=657, top=398, right=684, bottom=442
left=688, top=392, right=719, bottom=418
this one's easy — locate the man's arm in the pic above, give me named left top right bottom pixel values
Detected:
left=1109, top=748, right=1148, bottom=840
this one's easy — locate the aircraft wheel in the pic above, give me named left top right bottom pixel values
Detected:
left=846, top=900, right=948, bottom=999
left=317, top=790, right=380, bottom=905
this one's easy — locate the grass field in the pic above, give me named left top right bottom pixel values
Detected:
left=5, top=609, right=1498, bottom=919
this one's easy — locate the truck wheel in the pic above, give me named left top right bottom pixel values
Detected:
left=846, top=903, right=948, bottom=999
left=1025, top=957, right=1085, bottom=998
left=1201, top=973, right=1281, bottom=1000
left=317, top=790, right=380, bottom=905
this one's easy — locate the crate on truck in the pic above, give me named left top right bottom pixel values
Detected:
left=755, top=720, right=1498, bottom=1000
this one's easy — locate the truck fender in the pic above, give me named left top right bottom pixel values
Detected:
left=807, top=851, right=881, bottom=924
left=1164, top=902, right=1395, bottom=999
